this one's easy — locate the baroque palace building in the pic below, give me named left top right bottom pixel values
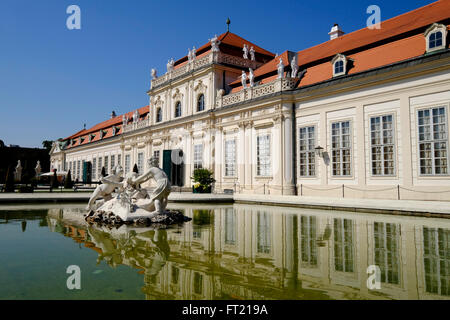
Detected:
left=51, top=0, right=450, bottom=201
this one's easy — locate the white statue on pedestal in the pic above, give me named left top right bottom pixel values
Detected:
left=14, top=160, right=22, bottom=182
left=291, top=55, right=299, bottom=78
left=192, top=46, right=196, bottom=60
left=210, top=34, right=221, bottom=52
left=166, top=59, right=174, bottom=72
left=249, top=68, right=255, bottom=87
left=133, top=110, right=139, bottom=123
left=35, top=161, right=42, bottom=177
left=241, top=70, right=247, bottom=89
left=243, top=44, right=249, bottom=59
left=250, top=46, right=255, bottom=61
left=86, top=165, right=124, bottom=212
left=151, top=68, right=157, bottom=79
left=277, top=58, right=285, bottom=79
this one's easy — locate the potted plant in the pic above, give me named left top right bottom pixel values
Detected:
left=191, top=168, right=215, bottom=194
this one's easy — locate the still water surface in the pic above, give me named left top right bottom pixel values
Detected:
left=0, top=203, right=449, bottom=300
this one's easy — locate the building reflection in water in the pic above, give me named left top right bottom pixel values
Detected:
left=45, top=204, right=450, bottom=300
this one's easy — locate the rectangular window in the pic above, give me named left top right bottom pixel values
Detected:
left=257, top=134, right=271, bottom=176
left=77, top=160, right=81, bottom=180
left=125, top=154, right=130, bottom=173
left=257, top=211, right=271, bottom=254
left=104, top=156, right=109, bottom=175
left=374, top=222, right=400, bottom=285
left=110, top=155, right=115, bottom=171
left=153, top=150, right=160, bottom=167
left=423, top=227, right=450, bottom=296
left=418, top=107, right=448, bottom=175
left=300, top=215, right=318, bottom=266
left=194, top=144, right=203, bottom=170
left=371, top=115, right=395, bottom=176
left=334, top=218, right=354, bottom=272
left=137, top=152, right=144, bottom=174
left=98, top=157, right=102, bottom=177
left=224, top=140, right=236, bottom=176
left=92, top=158, right=97, bottom=180
left=299, top=126, right=316, bottom=177
left=331, top=121, right=352, bottom=176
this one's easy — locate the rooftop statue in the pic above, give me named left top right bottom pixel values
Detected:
left=166, top=59, right=174, bottom=72
left=243, top=44, right=249, bottom=59
left=151, top=68, right=157, bottom=79
left=241, top=70, right=247, bottom=89
left=277, top=58, right=285, bottom=79
left=85, top=158, right=189, bottom=227
left=249, top=68, right=255, bottom=87
left=192, top=46, right=196, bottom=60
left=209, top=34, right=221, bottom=52
left=291, top=55, right=299, bottom=78
left=249, top=46, right=255, bottom=61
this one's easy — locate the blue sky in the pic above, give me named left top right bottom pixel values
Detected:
left=0, top=0, right=437, bottom=147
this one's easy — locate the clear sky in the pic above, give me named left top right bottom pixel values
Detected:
left=0, top=0, right=437, bottom=148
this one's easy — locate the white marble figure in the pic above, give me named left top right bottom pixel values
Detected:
left=151, top=68, right=157, bottom=79
left=249, top=68, right=255, bottom=87
left=122, top=115, right=127, bottom=127
left=14, top=160, right=22, bottom=182
left=277, top=58, right=285, bottom=79
left=241, top=70, right=247, bottom=89
left=243, top=44, right=248, bottom=59
left=86, top=165, right=124, bottom=212
left=188, top=48, right=193, bottom=62
left=250, top=46, right=255, bottom=61
left=35, top=161, right=42, bottom=177
left=133, top=110, right=139, bottom=123
left=210, top=34, right=221, bottom=52
left=192, top=46, right=196, bottom=60
left=167, top=59, right=174, bottom=72
left=291, top=55, right=299, bottom=78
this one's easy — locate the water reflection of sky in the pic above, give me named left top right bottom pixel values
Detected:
left=0, top=204, right=449, bottom=300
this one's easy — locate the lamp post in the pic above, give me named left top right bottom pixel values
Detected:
left=315, top=146, right=324, bottom=158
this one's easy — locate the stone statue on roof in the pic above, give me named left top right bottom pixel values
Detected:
left=291, top=55, right=299, bottom=78
left=122, top=115, right=127, bottom=127
left=151, top=68, right=157, bottom=79
left=133, top=110, right=139, bottom=123
left=166, top=59, right=174, bottom=72
left=250, top=46, right=255, bottom=61
left=277, top=58, right=285, bottom=79
left=243, top=44, right=249, bottom=59
left=249, top=68, right=255, bottom=87
left=188, top=48, right=193, bottom=62
left=192, top=46, right=196, bottom=60
left=210, top=34, right=221, bottom=52
left=241, top=70, right=247, bottom=89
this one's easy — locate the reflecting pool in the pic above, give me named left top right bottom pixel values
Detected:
left=0, top=203, right=449, bottom=300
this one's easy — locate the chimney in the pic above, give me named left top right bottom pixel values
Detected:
left=329, top=23, right=345, bottom=40
left=111, top=110, right=117, bottom=118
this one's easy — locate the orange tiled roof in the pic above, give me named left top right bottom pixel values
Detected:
left=229, top=0, right=450, bottom=91
left=64, top=105, right=149, bottom=149
left=173, top=31, right=275, bottom=69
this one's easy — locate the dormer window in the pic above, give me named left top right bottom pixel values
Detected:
left=425, top=23, right=447, bottom=53
left=156, top=107, right=162, bottom=123
left=174, top=101, right=182, bottom=118
left=331, top=54, right=347, bottom=77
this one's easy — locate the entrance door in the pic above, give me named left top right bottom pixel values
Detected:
left=162, top=149, right=184, bottom=187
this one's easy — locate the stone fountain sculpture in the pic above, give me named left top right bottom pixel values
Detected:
left=85, top=157, right=190, bottom=226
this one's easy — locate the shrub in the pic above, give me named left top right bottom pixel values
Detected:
left=18, top=185, right=34, bottom=193
left=64, top=170, right=73, bottom=189
left=4, top=165, right=15, bottom=192
left=191, top=168, right=215, bottom=192
left=51, top=170, right=59, bottom=189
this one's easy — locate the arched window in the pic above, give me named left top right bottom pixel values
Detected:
left=156, top=108, right=162, bottom=123
left=331, top=54, right=347, bottom=77
left=429, top=31, right=443, bottom=49
left=174, top=101, right=182, bottom=118
left=197, top=94, right=205, bottom=112
left=334, top=60, right=344, bottom=75
left=425, top=23, right=447, bottom=53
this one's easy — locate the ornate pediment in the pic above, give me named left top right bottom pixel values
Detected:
left=194, top=80, right=207, bottom=92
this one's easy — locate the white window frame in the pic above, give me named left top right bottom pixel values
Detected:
left=256, top=134, right=271, bottom=177
left=331, top=120, right=352, bottom=177
left=370, top=114, right=396, bottom=177
left=224, top=139, right=237, bottom=177
left=124, top=154, right=130, bottom=173
left=299, top=125, right=316, bottom=177
left=193, top=144, right=203, bottom=170
left=153, top=150, right=160, bottom=167
left=92, top=158, right=97, bottom=180
left=174, top=101, right=182, bottom=118
left=424, top=23, right=447, bottom=53
left=331, top=54, right=347, bottom=77
left=137, top=152, right=144, bottom=174
left=417, top=106, right=449, bottom=176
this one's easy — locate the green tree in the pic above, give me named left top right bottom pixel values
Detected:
left=42, top=140, right=53, bottom=151
left=101, top=167, right=106, bottom=177
left=133, top=164, right=139, bottom=174
left=51, top=170, right=59, bottom=189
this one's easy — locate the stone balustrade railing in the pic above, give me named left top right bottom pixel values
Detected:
left=123, top=118, right=151, bottom=133
left=216, top=78, right=298, bottom=108
left=150, top=52, right=264, bottom=90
